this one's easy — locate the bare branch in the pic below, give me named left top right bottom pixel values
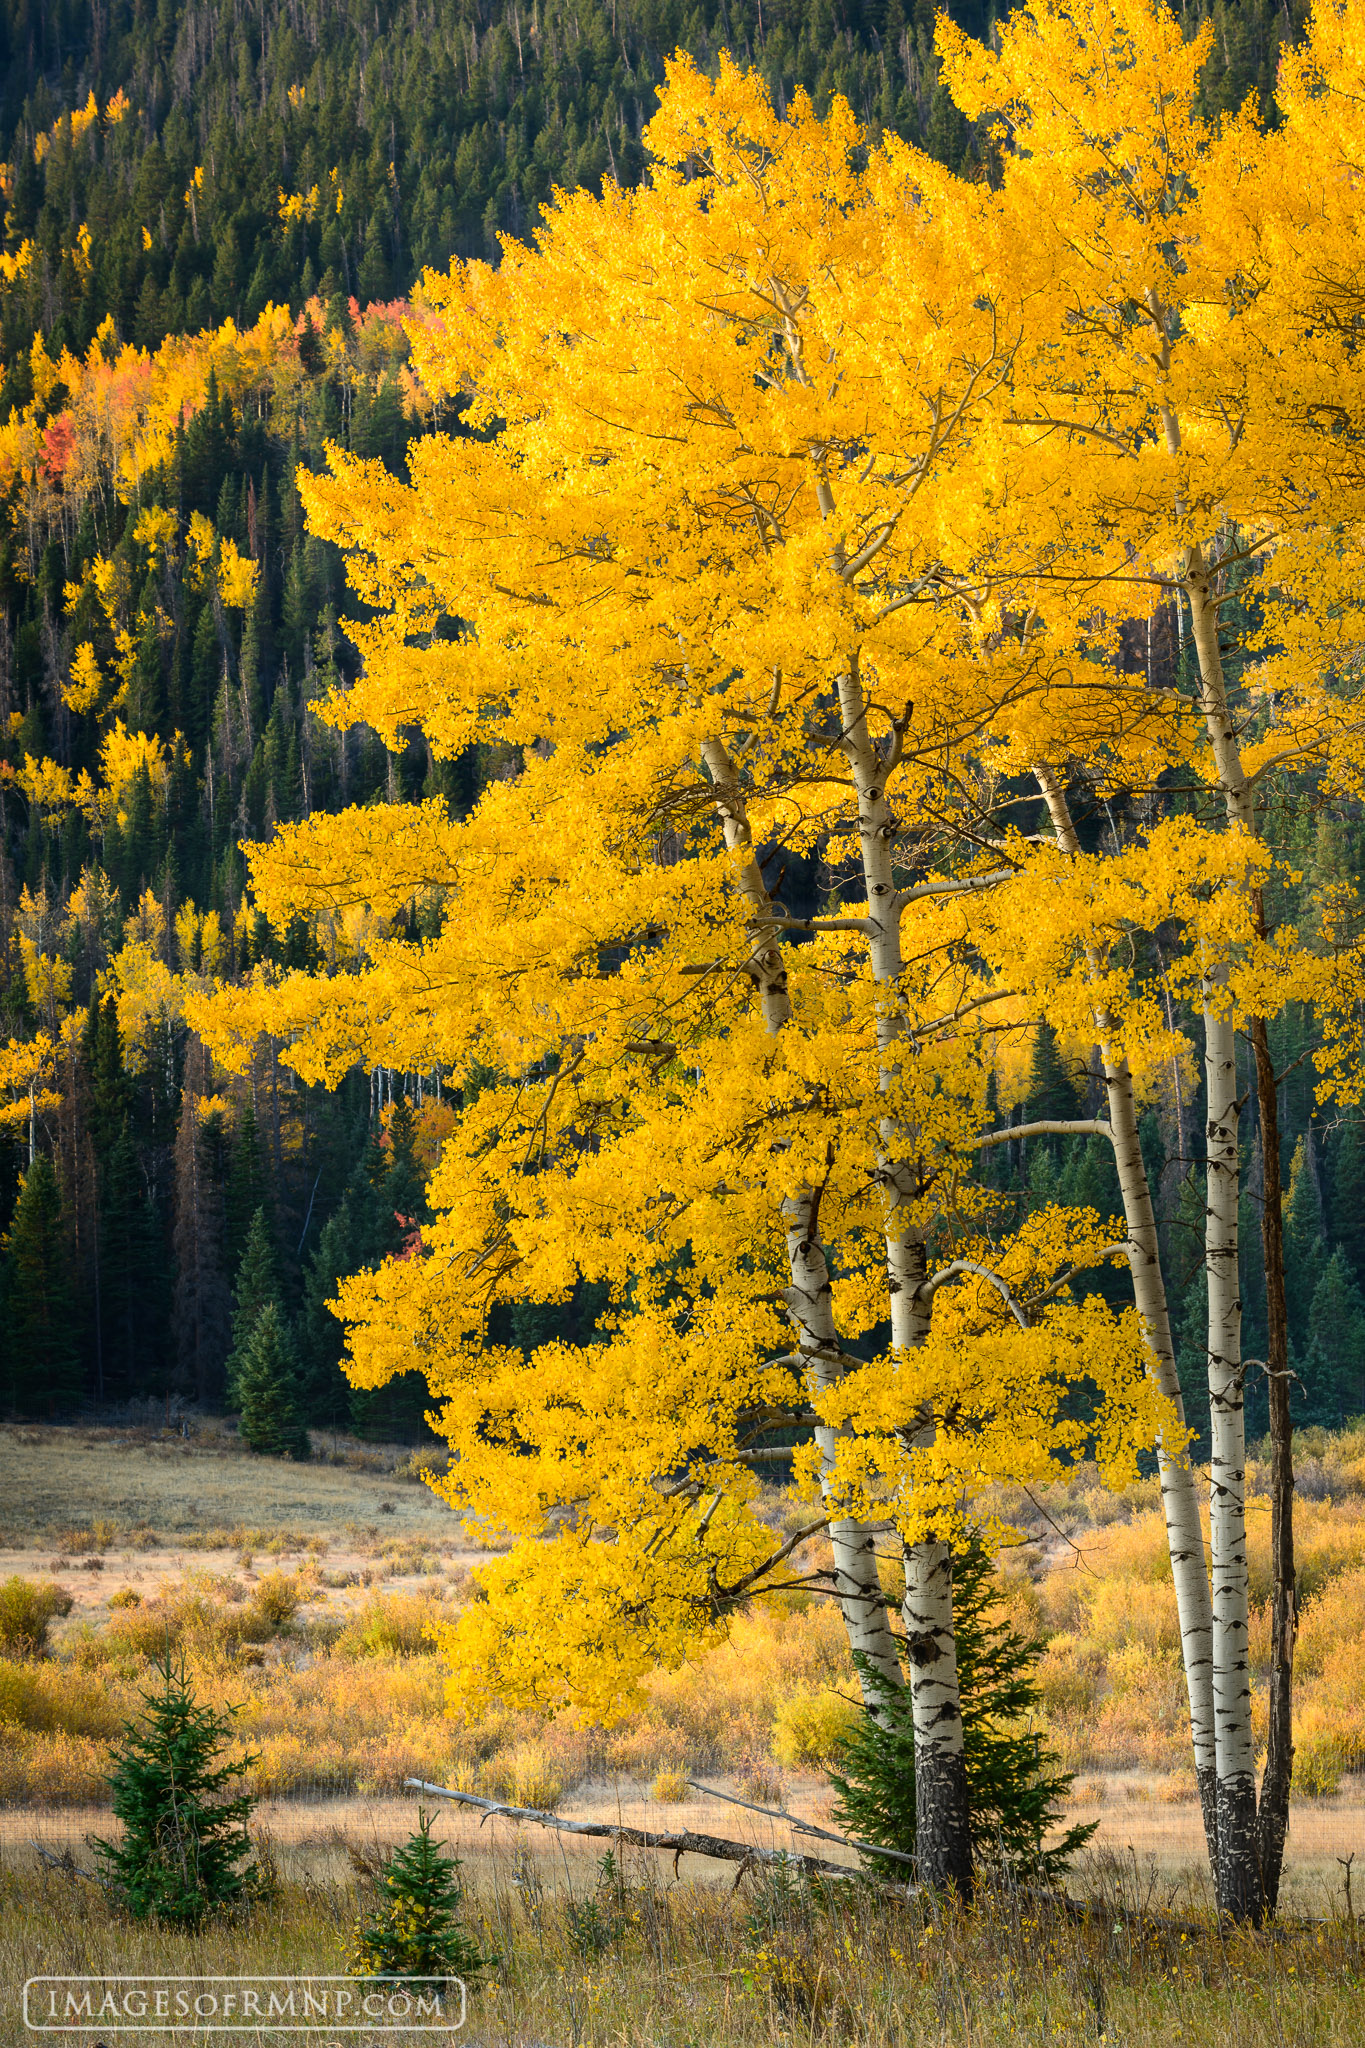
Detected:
left=974, top=1118, right=1113, bottom=1150
left=916, top=1257, right=1029, bottom=1329
left=894, top=869, right=1014, bottom=910
left=686, top=1778, right=917, bottom=1868
left=763, top=915, right=874, bottom=934
left=404, top=1780, right=863, bottom=1881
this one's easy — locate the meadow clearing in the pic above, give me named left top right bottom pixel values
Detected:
left=1, top=1419, right=1364, bottom=2045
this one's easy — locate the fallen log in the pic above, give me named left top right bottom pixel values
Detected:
left=403, top=1778, right=869, bottom=1884
left=403, top=1778, right=1244, bottom=1934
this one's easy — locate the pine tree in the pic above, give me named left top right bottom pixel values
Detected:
left=1301, top=1250, right=1365, bottom=1427
left=298, top=1193, right=361, bottom=1428
left=101, top=1126, right=168, bottom=1403
left=349, top=1100, right=434, bottom=1440
left=1330, top=1119, right=1365, bottom=1286
left=2, top=1153, right=81, bottom=1415
left=224, top=1101, right=269, bottom=1274
left=1025, top=1020, right=1083, bottom=1126
left=83, top=995, right=132, bottom=1157
left=225, top=1206, right=280, bottom=1409
left=349, top=1809, right=489, bottom=1987
left=94, top=1657, right=259, bottom=1926
left=172, top=1049, right=233, bottom=1406
left=1284, top=1135, right=1328, bottom=1352
left=237, top=1302, right=310, bottom=1458
left=829, top=1539, right=1095, bottom=1883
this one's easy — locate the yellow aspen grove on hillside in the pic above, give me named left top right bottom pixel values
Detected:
left=193, top=61, right=1175, bottom=1893
left=936, top=0, right=1365, bottom=1920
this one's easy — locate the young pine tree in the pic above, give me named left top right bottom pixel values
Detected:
left=94, top=1657, right=259, bottom=1925
left=237, top=1302, right=310, bottom=1459
left=350, top=1809, right=489, bottom=1987
left=829, top=1540, right=1095, bottom=1884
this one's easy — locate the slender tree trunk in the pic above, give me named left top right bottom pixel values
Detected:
left=1204, top=974, right=1261, bottom=1923
left=836, top=653, right=971, bottom=1894
left=1036, top=767, right=1219, bottom=1878
left=903, top=1539, right=971, bottom=1892
left=701, top=736, right=901, bottom=1703
left=784, top=1185, right=905, bottom=1698
left=1251, top=1006, right=1295, bottom=1910
left=1151, top=310, right=1265, bottom=1912
left=1183, top=560, right=1266, bottom=1919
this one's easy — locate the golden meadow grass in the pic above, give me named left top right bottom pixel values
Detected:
left=1, top=1841, right=1362, bottom=2048
left=2, top=1425, right=1365, bottom=1808
left=2, top=1422, right=1365, bottom=2042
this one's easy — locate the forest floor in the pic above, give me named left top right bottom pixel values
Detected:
left=1, top=1423, right=1364, bottom=2043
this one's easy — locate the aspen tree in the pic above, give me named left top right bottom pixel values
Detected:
left=194, top=62, right=1172, bottom=1892
left=938, top=0, right=1365, bottom=1916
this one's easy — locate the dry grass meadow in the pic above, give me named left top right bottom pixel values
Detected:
left=2, top=1417, right=1365, bottom=2044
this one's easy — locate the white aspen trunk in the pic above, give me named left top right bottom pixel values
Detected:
left=700, top=736, right=900, bottom=1702
left=1203, top=969, right=1259, bottom=1921
left=1151, top=299, right=1263, bottom=1915
left=1035, top=767, right=1219, bottom=1876
left=1184, top=560, right=1264, bottom=1923
left=835, top=654, right=971, bottom=1894
left=783, top=1185, right=907, bottom=1699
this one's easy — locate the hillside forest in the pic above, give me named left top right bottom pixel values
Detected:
left=1, top=0, right=1363, bottom=1461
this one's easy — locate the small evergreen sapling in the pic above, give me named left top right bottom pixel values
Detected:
left=94, top=1657, right=259, bottom=1924
left=829, top=1539, right=1095, bottom=1884
left=350, top=1809, right=490, bottom=1988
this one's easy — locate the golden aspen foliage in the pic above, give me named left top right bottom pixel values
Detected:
left=194, top=59, right=1174, bottom=1722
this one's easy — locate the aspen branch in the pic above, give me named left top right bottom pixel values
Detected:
left=893, top=869, right=1014, bottom=909
left=403, top=1781, right=862, bottom=1881
left=710, top=1516, right=832, bottom=1599
left=912, top=989, right=1017, bottom=1039
left=685, top=1778, right=918, bottom=1868
left=915, top=1258, right=1029, bottom=1329
left=1245, top=719, right=1365, bottom=788
left=1005, top=413, right=1136, bottom=456
left=881, top=699, right=914, bottom=775
left=840, top=519, right=899, bottom=580
left=762, top=915, right=873, bottom=933
left=1027, top=1244, right=1136, bottom=1305
left=973, top=1118, right=1113, bottom=1150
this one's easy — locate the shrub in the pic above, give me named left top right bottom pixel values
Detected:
left=0, top=1659, right=124, bottom=1737
left=649, top=1767, right=690, bottom=1803
left=337, top=1592, right=442, bottom=1658
left=244, top=1571, right=302, bottom=1634
left=0, top=1728, right=113, bottom=1803
left=93, top=1657, right=260, bottom=1925
left=0, top=1576, right=73, bottom=1657
left=771, top=1689, right=861, bottom=1768
left=1292, top=1733, right=1344, bottom=1800
left=565, top=1851, right=629, bottom=1960
left=478, top=1742, right=564, bottom=1811
left=109, top=1588, right=142, bottom=1610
